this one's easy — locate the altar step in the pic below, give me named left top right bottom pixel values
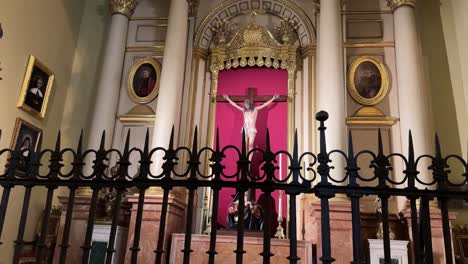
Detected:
left=170, top=234, right=313, bottom=264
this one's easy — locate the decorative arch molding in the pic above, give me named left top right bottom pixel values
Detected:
left=194, top=0, right=316, bottom=50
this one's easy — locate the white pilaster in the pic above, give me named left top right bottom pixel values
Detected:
left=87, top=0, right=136, bottom=148
left=151, top=0, right=189, bottom=166
left=317, top=0, right=346, bottom=181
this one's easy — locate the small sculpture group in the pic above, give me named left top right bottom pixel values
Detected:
left=226, top=192, right=264, bottom=231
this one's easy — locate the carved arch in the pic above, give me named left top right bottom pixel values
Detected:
left=194, top=0, right=316, bottom=49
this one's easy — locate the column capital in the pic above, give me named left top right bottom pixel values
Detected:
left=187, top=0, right=200, bottom=17
left=109, top=0, right=137, bottom=18
left=386, top=0, right=416, bottom=11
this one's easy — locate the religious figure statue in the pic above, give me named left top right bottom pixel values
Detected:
left=223, top=94, right=279, bottom=150
left=226, top=192, right=264, bottom=231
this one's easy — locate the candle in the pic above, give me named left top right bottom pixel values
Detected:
left=279, top=153, right=282, bottom=181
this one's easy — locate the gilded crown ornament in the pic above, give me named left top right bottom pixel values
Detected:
left=386, top=0, right=416, bottom=11
left=109, top=0, right=137, bottom=18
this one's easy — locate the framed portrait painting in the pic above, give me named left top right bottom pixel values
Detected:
left=127, top=58, right=161, bottom=104
left=17, top=55, right=55, bottom=119
left=9, top=118, right=42, bottom=175
left=348, top=56, right=389, bottom=106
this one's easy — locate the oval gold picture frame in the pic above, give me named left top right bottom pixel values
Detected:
left=127, top=57, right=161, bottom=104
left=348, top=56, right=389, bottom=106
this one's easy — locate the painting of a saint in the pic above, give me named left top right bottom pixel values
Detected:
left=128, top=58, right=161, bottom=104
left=133, top=64, right=157, bottom=97
left=10, top=118, right=42, bottom=175
left=354, top=61, right=382, bottom=99
left=17, top=55, right=55, bottom=119
left=348, top=56, right=389, bottom=106
left=24, top=67, right=49, bottom=112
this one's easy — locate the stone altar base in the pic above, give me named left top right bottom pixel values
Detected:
left=53, top=196, right=97, bottom=264
left=401, top=205, right=457, bottom=264
left=124, top=194, right=186, bottom=264
left=53, top=195, right=131, bottom=264
left=308, top=199, right=353, bottom=263
left=170, top=234, right=313, bottom=263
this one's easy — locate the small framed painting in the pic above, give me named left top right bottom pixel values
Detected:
left=348, top=56, right=389, bottom=106
left=9, top=118, right=42, bottom=175
left=17, top=55, right=55, bottom=119
left=127, top=57, right=161, bottom=104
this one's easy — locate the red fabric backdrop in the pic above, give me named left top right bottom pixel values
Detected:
left=214, top=67, right=288, bottom=233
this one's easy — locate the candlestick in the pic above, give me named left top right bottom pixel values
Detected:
left=279, top=153, right=282, bottom=181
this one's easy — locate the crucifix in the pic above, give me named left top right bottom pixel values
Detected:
left=218, top=88, right=287, bottom=151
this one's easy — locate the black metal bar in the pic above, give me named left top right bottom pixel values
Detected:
left=105, top=188, right=124, bottom=264
left=288, top=194, right=299, bottom=264
left=235, top=129, right=249, bottom=264
left=130, top=187, right=147, bottom=264
left=421, top=197, right=434, bottom=264
left=207, top=129, right=223, bottom=264
left=380, top=196, right=391, bottom=264
left=440, top=198, right=453, bottom=264
left=431, top=134, right=453, bottom=264
left=155, top=188, right=170, bottom=264
left=36, top=186, right=55, bottom=263
left=235, top=189, right=246, bottom=264
left=182, top=188, right=196, bottom=264
left=0, top=186, right=12, bottom=244
left=319, top=198, right=334, bottom=264
left=13, top=186, right=32, bottom=264
left=59, top=131, right=83, bottom=264
left=410, top=198, right=421, bottom=264
left=58, top=186, right=77, bottom=264
left=261, top=191, right=273, bottom=264
left=287, top=130, right=300, bottom=264
left=315, top=111, right=335, bottom=264
left=347, top=131, right=362, bottom=264
left=81, top=188, right=100, bottom=264
left=207, top=188, right=220, bottom=264
left=405, top=132, right=421, bottom=264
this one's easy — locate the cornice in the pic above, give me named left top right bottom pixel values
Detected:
left=109, top=0, right=137, bottom=18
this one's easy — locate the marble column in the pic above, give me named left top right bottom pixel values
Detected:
left=387, top=0, right=433, bottom=183
left=87, top=0, right=136, bottom=149
left=78, top=0, right=136, bottom=196
left=151, top=0, right=189, bottom=167
left=317, top=0, right=346, bottom=181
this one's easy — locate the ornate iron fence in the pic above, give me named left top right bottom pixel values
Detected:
left=0, top=111, right=466, bottom=264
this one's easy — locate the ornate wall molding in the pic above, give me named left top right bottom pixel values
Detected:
left=386, top=0, right=416, bottom=11
left=109, top=0, right=137, bottom=18
left=194, top=0, right=316, bottom=49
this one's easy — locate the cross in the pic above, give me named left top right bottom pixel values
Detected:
left=240, top=9, right=266, bottom=25
left=217, top=87, right=287, bottom=103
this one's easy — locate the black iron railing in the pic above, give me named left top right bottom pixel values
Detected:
left=0, top=111, right=466, bottom=264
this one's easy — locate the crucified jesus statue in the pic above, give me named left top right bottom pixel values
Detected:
left=223, top=93, right=279, bottom=151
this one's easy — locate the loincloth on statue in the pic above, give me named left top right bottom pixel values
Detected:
left=240, top=127, right=257, bottom=136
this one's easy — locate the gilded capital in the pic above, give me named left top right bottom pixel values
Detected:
left=386, top=0, right=416, bottom=11
left=109, top=0, right=137, bottom=18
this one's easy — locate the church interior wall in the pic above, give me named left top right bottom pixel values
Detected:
left=0, top=0, right=108, bottom=262
left=424, top=0, right=468, bottom=224
left=438, top=0, right=468, bottom=159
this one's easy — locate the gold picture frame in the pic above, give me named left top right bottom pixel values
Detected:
left=348, top=56, right=389, bottom=106
left=127, top=57, right=161, bottom=104
left=17, top=55, right=55, bottom=120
